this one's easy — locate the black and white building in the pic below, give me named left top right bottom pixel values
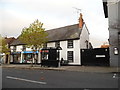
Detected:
left=10, top=13, right=92, bottom=65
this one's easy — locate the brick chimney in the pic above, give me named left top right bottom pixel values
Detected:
left=79, top=13, right=84, bottom=29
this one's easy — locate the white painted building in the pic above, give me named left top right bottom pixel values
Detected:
left=46, top=24, right=90, bottom=65
left=10, top=13, right=92, bottom=65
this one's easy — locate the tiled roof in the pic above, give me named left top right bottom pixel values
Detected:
left=10, top=24, right=82, bottom=45
left=5, top=37, right=16, bottom=44
left=46, top=24, right=81, bottom=42
left=10, top=38, right=26, bottom=46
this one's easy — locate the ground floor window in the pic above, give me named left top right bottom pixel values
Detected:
left=23, top=53, right=38, bottom=63
left=13, top=54, right=21, bottom=63
left=41, top=51, right=49, bottom=60
left=67, top=51, right=73, bottom=62
left=23, top=53, right=32, bottom=63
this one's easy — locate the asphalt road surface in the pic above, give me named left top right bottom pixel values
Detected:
left=2, top=68, right=119, bottom=89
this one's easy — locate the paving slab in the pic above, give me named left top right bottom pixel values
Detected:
left=1, top=64, right=119, bottom=73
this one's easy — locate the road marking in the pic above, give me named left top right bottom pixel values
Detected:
left=6, top=76, right=47, bottom=85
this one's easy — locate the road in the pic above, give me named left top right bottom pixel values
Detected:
left=2, top=68, right=119, bottom=89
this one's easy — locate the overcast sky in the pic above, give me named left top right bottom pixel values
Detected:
left=0, top=0, right=109, bottom=48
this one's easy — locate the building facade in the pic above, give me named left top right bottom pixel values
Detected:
left=10, top=40, right=38, bottom=64
left=103, top=0, right=120, bottom=67
left=0, top=37, right=16, bottom=64
left=10, top=13, right=91, bottom=65
left=45, top=23, right=90, bottom=65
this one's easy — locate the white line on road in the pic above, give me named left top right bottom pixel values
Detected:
left=6, top=76, right=47, bottom=85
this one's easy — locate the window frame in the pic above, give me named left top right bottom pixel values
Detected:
left=55, top=41, right=60, bottom=47
left=43, top=43, right=47, bottom=48
left=67, top=51, right=74, bottom=62
left=67, top=40, right=73, bottom=48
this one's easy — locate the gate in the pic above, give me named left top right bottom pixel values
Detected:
left=81, top=48, right=110, bottom=66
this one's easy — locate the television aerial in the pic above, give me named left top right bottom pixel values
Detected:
left=72, top=7, right=82, bottom=14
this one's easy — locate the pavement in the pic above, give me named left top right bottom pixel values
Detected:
left=1, top=64, right=120, bottom=73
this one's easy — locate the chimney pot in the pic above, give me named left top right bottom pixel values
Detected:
left=79, top=13, right=84, bottom=28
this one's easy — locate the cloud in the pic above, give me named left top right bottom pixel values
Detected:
left=1, top=9, right=32, bottom=37
left=0, top=0, right=109, bottom=47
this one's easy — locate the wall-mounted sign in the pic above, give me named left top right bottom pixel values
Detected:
left=40, top=50, right=49, bottom=53
left=96, top=55, right=106, bottom=57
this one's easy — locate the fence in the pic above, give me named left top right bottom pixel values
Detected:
left=81, top=48, right=110, bottom=66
